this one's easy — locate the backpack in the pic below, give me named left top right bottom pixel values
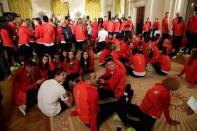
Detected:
left=62, top=26, right=74, bottom=43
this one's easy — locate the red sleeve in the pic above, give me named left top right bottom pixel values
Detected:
left=88, top=90, right=98, bottom=131
left=161, top=93, right=172, bottom=123
left=128, top=56, right=134, bottom=66
left=49, top=61, right=55, bottom=71
left=68, top=59, right=80, bottom=75
left=15, top=70, right=37, bottom=91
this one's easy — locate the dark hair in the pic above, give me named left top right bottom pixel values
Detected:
left=42, top=15, right=49, bottom=22
left=38, top=54, right=49, bottom=70
left=80, top=50, right=91, bottom=69
left=81, top=69, right=95, bottom=81
left=65, top=16, right=69, bottom=20
left=35, top=17, right=42, bottom=24
left=161, top=48, right=167, bottom=55
left=59, top=50, right=67, bottom=63
left=24, top=60, right=36, bottom=67
left=51, top=68, right=64, bottom=78
left=105, top=55, right=114, bottom=63
left=188, top=48, right=197, bottom=65
left=67, top=50, right=76, bottom=63
left=178, top=16, right=182, bottom=23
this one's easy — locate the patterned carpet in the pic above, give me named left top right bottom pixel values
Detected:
left=50, top=61, right=197, bottom=131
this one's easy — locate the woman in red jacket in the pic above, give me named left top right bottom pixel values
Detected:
left=63, top=50, right=80, bottom=90
left=153, top=48, right=171, bottom=75
left=33, top=18, right=43, bottom=58
left=74, top=18, right=87, bottom=52
left=79, top=50, right=94, bottom=75
left=18, top=20, right=32, bottom=61
left=178, top=48, right=197, bottom=86
left=126, top=48, right=146, bottom=77
left=34, top=54, right=55, bottom=81
left=12, top=61, right=44, bottom=115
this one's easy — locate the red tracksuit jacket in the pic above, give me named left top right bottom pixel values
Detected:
left=173, top=22, right=185, bottom=36
left=34, top=25, right=43, bottom=43
left=0, top=29, right=15, bottom=48
left=74, top=24, right=87, bottom=41
left=106, top=21, right=115, bottom=33
left=162, top=17, right=169, bottom=34
left=180, top=59, right=197, bottom=84
left=114, top=21, right=120, bottom=33
left=18, top=25, right=31, bottom=45
left=152, top=21, right=160, bottom=29
left=42, top=23, right=55, bottom=44
left=73, top=82, right=99, bottom=131
left=91, top=22, right=98, bottom=38
left=128, top=53, right=146, bottom=73
left=63, top=59, right=80, bottom=75
left=99, top=60, right=126, bottom=98
left=158, top=55, right=171, bottom=72
left=140, top=83, right=172, bottom=123
left=12, top=67, right=38, bottom=105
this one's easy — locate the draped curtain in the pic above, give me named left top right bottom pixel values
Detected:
left=50, top=0, right=69, bottom=18
left=85, top=0, right=100, bottom=20
left=116, top=0, right=120, bottom=16
left=8, top=0, right=32, bottom=19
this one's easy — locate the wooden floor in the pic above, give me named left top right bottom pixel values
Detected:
left=0, top=79, right=50, bottom=131
left=0, top=55, right=197, bottom=131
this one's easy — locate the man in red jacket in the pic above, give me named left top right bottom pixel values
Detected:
left=161, top=12, right=170, bottom=48
left=12, top=61, right=44, bottom=115
left=72, top=70, right=119, bottom=131
left=98, top=55, right=126, bottom=99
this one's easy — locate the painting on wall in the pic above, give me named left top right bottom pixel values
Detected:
left=0, top=3, right=3, bottom=16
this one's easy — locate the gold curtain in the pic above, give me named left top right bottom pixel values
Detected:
left=116, top=0, right=120, bottom=16
left=8, top=0, right=32, bottom=19
left=85, top=0, right=100, bottom=20
left=50, top=0, right=69, bottom=18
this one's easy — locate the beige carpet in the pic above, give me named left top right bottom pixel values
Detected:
left=50, top=61, right=197, bottom=131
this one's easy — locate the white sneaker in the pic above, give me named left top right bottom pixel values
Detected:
left=18, top=105, right=26, bottom=116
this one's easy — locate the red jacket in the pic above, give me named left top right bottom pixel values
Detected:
left=12, top=67, right=38, bottom=105
left=128, top=53, right=146, bottom=73
left=42, top=23, right=55, bottom=44
left=34, top=25, right=43, bottom=43
left=158, top=55, right=171, bottom=72
left=187, top=16, right=194, bottom=32
left=114, top=22, right=120, bottom=33
left=73, top=82, right=99, bottom=131
left=173, top=22, right=185, bottom=36
left=91, top=22, right=98, bottom=38
left=74, top=24, right=87, bottom=41
left=99, top=60, right=126, bottom=98
left=63, top=59, right=80, bottom=75
left=140, top=83, right=172, bottom=123
left=0, top=29, right=15, bottom=48
left=56, top=25, right=64, bottom=42
left=106, top=21, right=115, bottom=33
left=127, top=20, right=133, bottom=31
left=162, top=17, right=169, bottom=34
left=8, top=21, right=17, bottom=36
left=120, top=22, right=126, bottom=31
left=152, top=21, right=160, bottom=29
left=143, top=22, right=151, bottom=32
left=18, top=25, right=31, bottom=45
left=99, top=49, right=110, bottom=64
left=149, top=45, right=160, bottom=64
left=103, top=20, right=108, bottom=29
left=180, top=59, right=197, bottom=84
left=192, top=16, right=197, bottom=33
left=34, top=61, right=55, bottom=80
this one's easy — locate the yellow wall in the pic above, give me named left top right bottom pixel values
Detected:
left=8, top=0, right=32, bottom=19
left=50, top=0, right=69, bottom=18
left=86, top=0, right=100, bottom=20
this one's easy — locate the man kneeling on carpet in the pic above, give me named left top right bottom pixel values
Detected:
left=38, top=68, right=73, bottom=117
left=71, top=70, right=133, bottom=131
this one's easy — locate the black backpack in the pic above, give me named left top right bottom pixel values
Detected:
left=62, top=26, right=74, bottom=43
